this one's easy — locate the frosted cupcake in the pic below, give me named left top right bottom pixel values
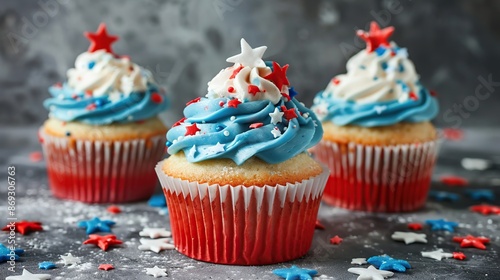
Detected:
left=312, top=22, right=439, bottom=212
left=155, top=39, right=328, bottom=265
left=40, top=23, right=168, bottom=203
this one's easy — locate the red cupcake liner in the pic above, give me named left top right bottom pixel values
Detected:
left=40, top=129, right=165, bottom=203
left=155, top=161, right=329, bottom=265
left=313, top=140, right=438, bottom=212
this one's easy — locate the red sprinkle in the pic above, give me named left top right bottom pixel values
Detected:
left=249, top=123, right=264, bottom=129
left=219, top=101, right=225, bottom=107
left=391, top=51, right=396, bottom=56
left=98, top=264, right=115, bottom=271
left=440, top=175, right=468, bottom=187
left=453, top=252, right=466, bottom=260
left=228, top=86, right=235, bottom=93
left=150, top=92, right=163, bottom=104
left=280, top=105, right=298, bottom=120
left=329, top=235, right=343, bottom=245
left=470, top=204, right=500, bottom=215
left=332, top=78, right=340, bottom=85
left=407, top=223, right=423, bottom=231
left=85, top=90, right=93, bottom=97
left=227, top=99, right=241, bottom=108
left=173, top=117, right=187, bottom=127
left=185, top=123, right=201, bottom=136
left=409, top=92, right=418, bottom=100
left=442, top=128, right=463, bottom=141
left=186, top=97, right=201, bottom=106
left=452, top=235, right=490, bottom=250
left=107, top=205, right=121, bottom=214
left=29, top=151, right=43, bottom=162
left=230, top=65, right=244, bottom=79
left=281, top=93, right=291, bottom=101
left=86, top=103, right=97, bottom=111
left=247, top=85, right=260, bottom=95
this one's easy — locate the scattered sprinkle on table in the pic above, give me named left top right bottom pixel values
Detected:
left=83, top=234, right=123, bottom=251
left=452, top=235, right=490, bottom=250
left=5, top=269, right=51, bottom=280
left=367, top=255, right=411, bottom=272
left=329, top=235, right=343, bottom=245
left=145, top=266, right=168, bottom=278
left=421, top=249, right=453, bottom=261
left=38, top=261, right=56, bottom=270
left=139, top=228, right=172, bottom=239
left=273, top=265, right=318, bottom=280
left=2, top=221, right=43, bottom=235
left=138, top=238, right=175, bottom=253
left=348, top=265, right=394, bottom=280
left=98, top=264, right=115, bottom=271
left=391, top=231, right=427, bottom=244
left=77, top=217, right=115, bottom=234
left=425, top=219, right=459, bottom=232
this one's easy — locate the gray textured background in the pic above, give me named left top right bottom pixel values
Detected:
left=1, top=0, right=500, bottom=128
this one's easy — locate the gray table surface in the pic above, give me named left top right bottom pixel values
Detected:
left=1, top=127, right=500, bottom=280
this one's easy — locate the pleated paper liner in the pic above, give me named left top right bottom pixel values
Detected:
left=155, top=161, right=329, bottom=265
left=40, top=129, right=166, bottom=203
left=313, top=140, right=438, bottom=212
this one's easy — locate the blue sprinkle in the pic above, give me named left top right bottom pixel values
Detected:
left=381, top=62, right=388, bottom=70
left=359, top=65, right=366, bottom=70
left=148, top=194, right=167, bottom=208
left=95, top=99, right=105, bottom=107
left=215, top=125, right=225, bottom=132
left=289, top=87, right=298, bottom=98
left=373, top=76, right=378, bottom=81
left=166, top=141, right=172, bottom=147
left=399, top=63, right=405, bottom=72
left=265, top=61, right=274, bottom=70
left=65, top=131, right=71, bottom=137
left=88, top=61, right=96, bottom=69
left=39, top=261, right=56, bottom=270
left=375, top=47, right=386, bottom=56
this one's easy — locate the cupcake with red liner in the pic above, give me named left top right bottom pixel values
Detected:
left=156, top=38, right=327, bottom=265
left=311, top=22, right=439, bottom=212
left=40, top=23, right=168, bottom=203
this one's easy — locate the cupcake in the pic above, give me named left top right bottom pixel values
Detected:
left=40, top=23, right=168, bottom=203
left=311, top=22, right=439, bottom=212
left=155, top=39, right=328, bottom=265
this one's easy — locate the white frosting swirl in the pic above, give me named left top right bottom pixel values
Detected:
left=207, top=63, right=288, bottom=104
left=67, top=50, right=155, bottom=97
left=324, top=43, right=419, bottom=104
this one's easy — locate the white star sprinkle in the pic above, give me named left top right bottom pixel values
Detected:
left=271, top=127, right=282, bottom=138
left=397, top=48, right=409, bottom=58
left=139, top=228, right=172, bottom=239
left=60, top=253, right=80, bottom=266
left=351, top=258, right=367, bottom=265
left=188, top=145, right=197, bottom=158
left=421, top=249, right=453, bottom=261
left=207, top=142, right=225, bottom=155
left=6, top=269, right=51, bottom=280
left=391, top=231, right=427, bottom=245
left=348, top=265, right=394, bottom=280
left=269, top=107, right=284, bottom=124
left=138, top=238, right=175, bottom=253
left=374, top=105, right=387, bottom=114
left=226, top=38, right=267, bottom=68
left=145, top=266, right=167, bottom=278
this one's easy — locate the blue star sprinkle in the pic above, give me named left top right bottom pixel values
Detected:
left=0, top=243, right=24, bottom=262
left=429, top=191, right=460, bottom=202
left=367, top=254, right=411, bottom=272
left=273, top=265, right=318, bottom=280
left=148, top=194, right=167, bottom=208
left=288, top=87, right=298, bottom=99
left=77, top=217, right=115, bottom=234
left=467, top=189, right=495, bottom=201
left=39, top=261, right=56, bottom=270
left=425, top=219, right=459, bottom=232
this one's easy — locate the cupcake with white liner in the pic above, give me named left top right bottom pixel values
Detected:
left=312, top=22, right=439, bottom=212
left=40, top=23, right=168, bottom=203
left=156, top=38, right=327, bottom=265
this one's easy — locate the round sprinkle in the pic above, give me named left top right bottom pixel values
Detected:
left=223, top=131, right=230, bottom=136
left=150, top=92, right=163, bottom=103
left=166, top=141, right=172, bottom=147
left=230, top=116, right=236, bottom=121
left=293, top=125, right=297, bottom=128
left=172, top=139, right=178, bottom=144
left=65, top=131, right=71, bottom=137
left=303, top=113, right=309, bottom=118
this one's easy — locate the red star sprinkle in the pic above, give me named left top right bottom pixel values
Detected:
left=247, top=85, right=261, bottom=95
left=409, top=92, right=419, bottom=101
left=453, top=252, right=466, bottom=260
left=219, top=101, right=225, bottom=107
left=315, top=220, right=326, bottom=230
left=442, top=128, right=463, bottom=141
left=227, top=99, right=242, bottom=108
left=86, top=103, right=97, bottom=111
left=2, top=221, right=43, bottom=235
left=185, top=123, right=201, bottom=136
left=280, top=105, right=298, bottom=120
left=408, top=223, right=423, bottom=231
left=249, top=123, right=263, bottom=129
left=107, top=205, right=121, bottom=214
left=470, top=204, right=500, bottom=215
left=98, top=264, right=114, bottom=271
left=230, top=65, right=244, bottom=79
left=281, top=93, right=291, bottom=101
left=173, top=117, right=187, bottom=127
left=186, top=97, right=201, bottom=106
left=332, top=78, right=340, bottom=85
left=356, top=21, right=395, bottom=53
left=150, top=92, right=163, bottom=104
left=84, top=23, right=119, bottom=54
left=30, top=151, right=43, bottom=162
left=228, top=86, right=235, bottom=93
left=440, top=175, right=468, bottom=187
left=83, top=234, right=123, bottom=251
left=452, top=235, right=490, bottom=250
left=85, top=90, right=93, bottom=97
left=264, top=61, right=290, bottom=91
left=330, top=235, right=343, bottom=245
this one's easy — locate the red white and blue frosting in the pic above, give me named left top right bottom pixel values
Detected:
left=166, top=39, right=323, bottom=165
left=44, top=23, right=168, bottom=125
left=312, top=22, right=438, bottom=127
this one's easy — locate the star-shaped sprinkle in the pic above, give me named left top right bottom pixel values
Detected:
left=2, top=221, right=43, bottom=235
left=273, top=265, right=318, bottom=280
left=38, top=261, right=56, bottom=270
left=5, top=269, right=51, bottom=280
left=269, top=107, right=284, bottom=124
left=452, top=235, right=490, bottom=250
left=30, top=151, right=43, bottom=162
left=264, top=61, right=290, bottom=91
left=84, top=23, right=118, bottom=54
left=249, top=122, right=264, bottom=129
left=148, top=194, right=167, bottom=207
left=186, top=97, right=201, bottom=106
left=77, top=217, right=115, bottom=234
left=440, top=175, right=468, bottom=187
left=429, top=191, right=460, bottom=202
left=421, top=249, right=453, bottom=261
left=425, top=219, right=458, bottom=232
left=271, top=127, right=282, bottom=138
left=138, top=238, right=175, bottom=253
left=247, top=84, right=261, bottom=95
left=172, top=117, right=187, bottom=127
left=348, top=265, right=394, bottom=280
left=227, top=99, right=242, bottom=108
left=452, top=252, right=466, bottom=260
left=374, top=105, right=387, bottom=114
left=98, top=264, right=114, bottom=271
left=185, top=123, right=201, bottom=136
left=367, top=255, right=411, bottom=272
left=351, top=258, right=367, bottom=265
left=207, top=142, right=225, bottom=155
left=391, top=231, right=427, bottom=245
left=408, top=223, right=423, bottom=230
left=461, top=157, right=491, bottom=171
left=466, top=189, right=495, bottom=201
left=145, top=266, right=168, bottom=278
left=226, top=38, right=267, bottom=68
left=280, top=105, right=298, bottom=120
left=139, top=228, right=172, bottom=239
left=315, top=220, right=326, bottom=230
left=60, top=253, right=81, bottom=266
left=356, top=21, right=395, bottom=53
left=107, top=205, right=121, bottom=214
left=83, top=234, right=123, bottom=251
left=470, top=204, right=500, bottom=215
left=330, top=235, right=343, bottom=245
